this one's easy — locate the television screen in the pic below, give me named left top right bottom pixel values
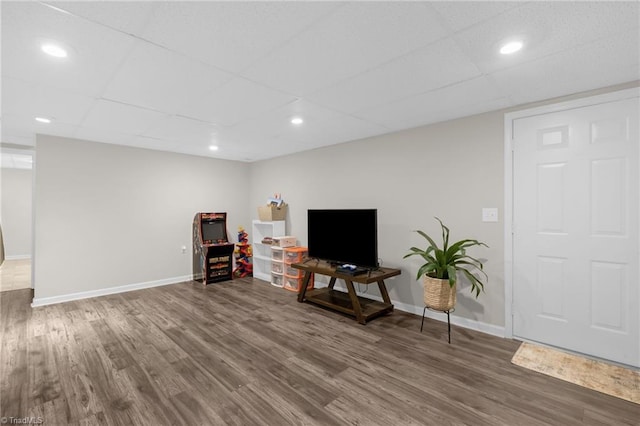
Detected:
left=307, top=209, right=378, bottom=268
left=202, top=221, right=227, bottom=244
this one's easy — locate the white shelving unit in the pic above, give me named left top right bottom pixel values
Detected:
left=252, top=220, right=285, bottom=282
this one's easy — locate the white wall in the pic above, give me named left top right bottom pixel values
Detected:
left=1, top=167, right=33, bottom=258
left=34, top=135, right=250, bottom=302
left=249, top=111, right=505, bottom=327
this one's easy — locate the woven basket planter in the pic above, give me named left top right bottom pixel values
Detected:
left=423, top=275, right=456, bottom=311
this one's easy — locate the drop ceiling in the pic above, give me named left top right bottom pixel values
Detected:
left=1, top=1, right=638, bottom=162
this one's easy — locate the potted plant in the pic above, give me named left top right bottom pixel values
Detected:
left=404, top=217, right=488, bottom=311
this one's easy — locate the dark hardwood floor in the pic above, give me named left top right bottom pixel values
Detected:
left=1, top=279, right=638, bottom=425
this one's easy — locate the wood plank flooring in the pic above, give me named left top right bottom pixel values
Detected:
left=1, top=279, right=638, bottom=425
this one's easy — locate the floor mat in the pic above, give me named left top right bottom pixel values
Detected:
left=511, top=342, right=639, bottom=404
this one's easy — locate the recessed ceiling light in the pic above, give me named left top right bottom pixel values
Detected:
left=500, top=40, right=523, bottom=55
left=291, top=117, right=304, bottom=125
left=41, top=43, right=68, bottom=58
left=35, top=117, right=52, bottom=123
left=209, top=145, right=219, bottom=151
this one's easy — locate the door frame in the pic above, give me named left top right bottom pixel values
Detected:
left=503, top=86, right=640, bottom=339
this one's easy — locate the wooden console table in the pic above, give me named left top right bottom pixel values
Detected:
left=292, top=260, right=401, bottom=324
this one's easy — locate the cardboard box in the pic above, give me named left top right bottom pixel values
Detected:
left=258, top=203, right=287, bottom=221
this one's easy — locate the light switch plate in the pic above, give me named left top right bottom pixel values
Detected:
left=482, top=208, right=498, bottom=222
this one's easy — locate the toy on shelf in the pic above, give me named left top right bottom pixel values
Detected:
left=234, top=226, right=253, bottom=278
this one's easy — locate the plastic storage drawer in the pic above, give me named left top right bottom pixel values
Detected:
left=284, top=247, right=308, bottom=264
left=283, top=274, right=314, bottom=293
left=271, top=246, right=284, bottom=261
left=271, top=260, right=284, bottom=274
left=285, top=264, right=304, bottom=278
left=271, top=272, right=284, bottom=288
left=272, top=236, right=296, bottom=248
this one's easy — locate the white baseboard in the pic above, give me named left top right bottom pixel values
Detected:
left=319, top=282, right=506, bottom=338
left=31, top=275, right=192, bottom=307
left=391, top=299, right=506, bottom=338
left=5, top=255, right=31, bottom=260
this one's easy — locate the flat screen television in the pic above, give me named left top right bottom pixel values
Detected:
left=307, top=209, right=378, bottom=268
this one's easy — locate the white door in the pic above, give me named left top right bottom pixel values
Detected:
left=512, top=95, right=639, bottom=367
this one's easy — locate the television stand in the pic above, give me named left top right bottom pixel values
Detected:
left=292, top=261, right=401, bottom=324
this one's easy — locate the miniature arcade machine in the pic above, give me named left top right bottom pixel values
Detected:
left=192, top=212, right=235, bottom=284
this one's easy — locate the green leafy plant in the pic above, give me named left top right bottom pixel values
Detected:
left=404, top=217, right=488, bottom=297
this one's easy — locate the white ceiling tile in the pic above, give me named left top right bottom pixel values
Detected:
left=245, top=136, right=306, bottom=162
left=141, top=1, right=343, bottom=73
left=102, top=40, right=233, bottom=114
left=490, top=29, right=640, bottom=105
left=201, top=142, right=260, bottom=163
left=178, top=77, right=297, bottom=127
left=1, top=1, right=638, bottom=162
left=81, top=99, right=166, bottom=136
left=214, top=129, right=305, bottom=162
left=0, top=134, right=36, bottom=148
left=454, top=1, right=640, bottom=74
left=221, top=99, right=353, bottom=143
left=216, top=99, right=390, bottom=161
left=142, top=115, right=218, bottom=146
left=1, top=115, right=37, bottom=143
left=427, top=97, right=512, bottom=127
left=242, top=2, right=450, bottom=96
left=1, top=1, right=136, bottom=97
left=2, top=112, right=79, bottom=139
left=307, top=38, right=482, bottom=114
left=127, top=135, right=186, bottom=155
left=127, top=135, right=249, bottom=162
left=431, top=1, right=520, bottom=32
left=34, top=124, right=82, bottom=140
left=74, top=127, right=133, bottom=147
left=284, top=113, right=389, bottom=152
left=277, top=114, right=377, bottom=147
left=42, top=1, right=157, bottom=35
left=355, top=77, right=506, bottom=130
left=2, top=77, right=96, bottom=125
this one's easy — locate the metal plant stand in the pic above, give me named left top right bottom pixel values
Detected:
left=421, top=306, right=455, bottom=344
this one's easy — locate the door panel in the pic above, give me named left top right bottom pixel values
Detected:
left=513, top=97, right=639, bottom=367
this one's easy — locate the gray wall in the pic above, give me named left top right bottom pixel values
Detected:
left=32, top=81, right=638, bottom=326
left=248, top=81, right=640, bottom=328
left=1, top=167, right=33, bottom=258
left=249, top=111, right=505, bottom=327
left=34, top=135, right=250, bottom=301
